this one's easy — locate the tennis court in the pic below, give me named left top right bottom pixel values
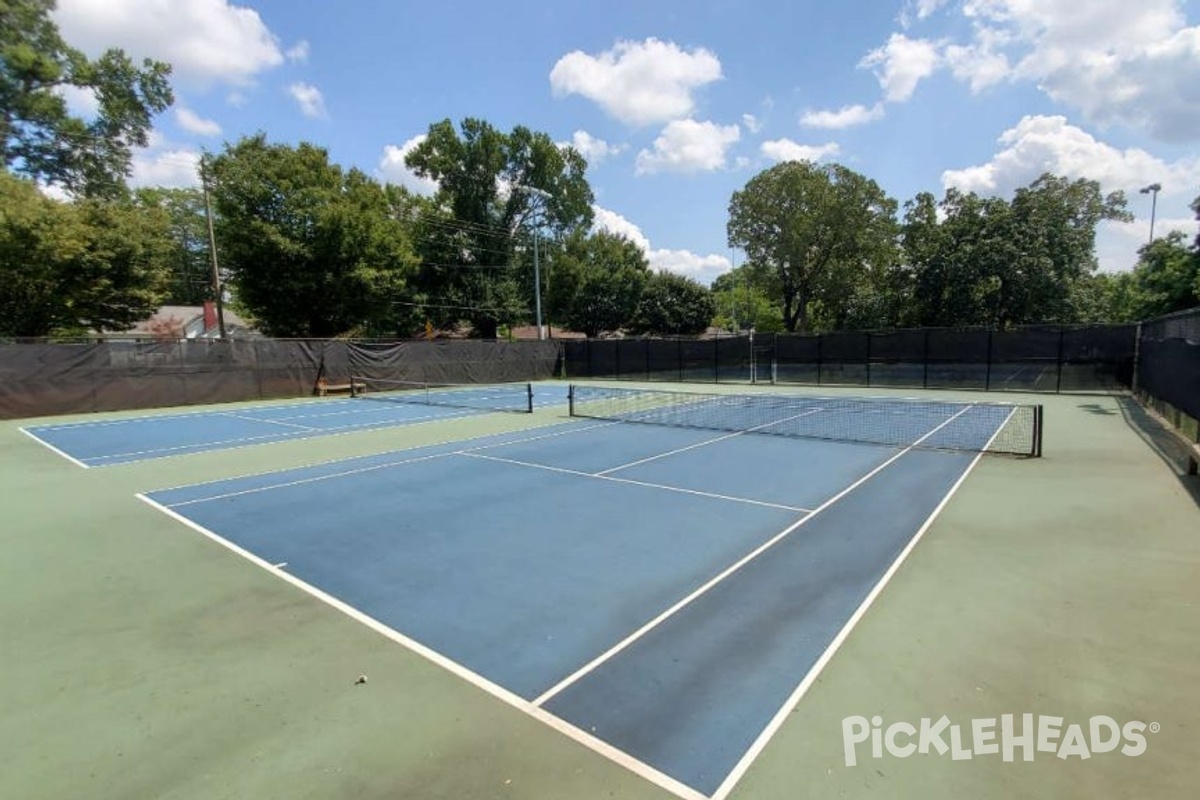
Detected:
left=21, top=380, right=568, bottom=467
left=137, top=387, right=1037, bottom=797
left=3, top=379, right=1197, bottom=800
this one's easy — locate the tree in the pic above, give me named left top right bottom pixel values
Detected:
left=727, top=161, right=898, bottom=332
left=0, top=171, right=172, bottom=335
left=1129, top=231, right=1199, bottom=319
left=209, top=135, right=419, bottom=337
left=710, top=263, right=784, bottom=332
left=1, top=0, right=173, bottom=197
left=629, top=270, right=715, bottom=335
left=551, top=229, right=649, bottom=337
left=134, top=187, right=210, bottom=305
left=404, top=118, right=594, bottom=338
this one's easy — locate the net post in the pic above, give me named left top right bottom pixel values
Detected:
left=1033, top=404, right=1044, bottom=457
left=568, top=384, right=575, bottom=416
left=526, top=383, right=534, bottom=413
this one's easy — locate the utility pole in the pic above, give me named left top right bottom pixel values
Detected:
left=199, top=155, right=227, bottom=339
left=1139, top=182, right=1161, bottom=245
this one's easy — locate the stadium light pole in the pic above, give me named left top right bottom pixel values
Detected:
left=199, top=154, right=227, bottom=339
left=513, top=185, right=552, bottom=340
left=1139, top=182, right=1161, bottom=245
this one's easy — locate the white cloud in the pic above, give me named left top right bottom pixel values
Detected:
left=175, top=107, right=221, bottom=137
left=742, top=113, right=762, bottom=133
left=592, top=206, right=731, bottom=285
left=859, top=33, right=941, bottom=102
left=800, top=103, right=885, bottom=129
left=635, top=119, right=740, bottom=175
left=940, top=115, right=1200, bottom=196
left=550, top=38, right=723, bottom=126
left=378, top=135, right=438, bottom=196
left=561, top=130, right=626, bottom=165
left=129, top=134, right=202, bottom=189
left=890, top=2, right=1200, bottom=140
left=592, top=206, right=651, bottom=251
left=902, top=0, right=951, bottom=26
left=288, top=82, right=327, bottom=119
left=286, top=40, right=310, bottom=63
left=53, top=0, right=285, bottom=87
left=226, top=91, right=248, bottom=108
left=761, top=138, right=841, bottom=163
left=56, top=85, right=99, bottom=118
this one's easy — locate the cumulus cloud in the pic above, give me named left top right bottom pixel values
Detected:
left=378, top=135, right=438, bottom=196
left=635, top=119, right=740, bottom=175
left=883, top=1, right=1200, bottom=140
left=53, top=0, right=285, bottom=87
left=561, top=130, right=626, bottom=165
left=550, top=38, right=723, bottom=126
left=800, top=103, right=885, bottom=129
left=742, top=113, right=762, bottom=133
left=592, top=206, right=731, bottom=285
left=760, top=139, right=841, bottom=163
left=288, top=82, right=327, bottom=118
left=286, top=40, right=310, bottom=63
left=128, top=134, right=202, bottom=189
left=175, top=107, right=221, bottom=137
left=859, top=33, right=941, bottom=102
left=939, top=115, right=1199, bottom=196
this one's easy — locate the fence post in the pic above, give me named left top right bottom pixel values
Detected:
left=714, top=334, right=720, bottom=383
left=677, top=338, right=683, bottom=382
left=645, top=338, right=651, bottom=381
left=865, top=332, right=872, bottom=387
left=615, top=337, right=622, bottom=380
left=1055, top=327, right=1065, bottom=393
left=985, top=330, right=993, bottom=391
left=816, top=334, right=823, bottom=385
left=923, top=329, right=930, bottom=389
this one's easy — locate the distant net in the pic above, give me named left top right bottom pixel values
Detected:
left=569, top=385, right=1042, bottom=456
left=350, top=377, right=534, bottom=414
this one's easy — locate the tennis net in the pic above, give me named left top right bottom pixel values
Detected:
left=350, top=377, right=534, bottom=414
left=568, top=385, right=1042, bottom=456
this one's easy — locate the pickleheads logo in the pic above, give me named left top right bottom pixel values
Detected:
left=842, top=714, right=1158, bottom=766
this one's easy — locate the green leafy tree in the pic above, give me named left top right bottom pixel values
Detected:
left=551, top=229, right=649, bottom=337
left=727, top=161, right=898, bottom=332
left=629, top=270, right=715, bottom=335
left=134, top=187, right=210, bottom=305
left=711, top=263, right=785, bottom=332
left=0, top=171, right=172, bottom=335
left=902, top=175, right=1129, bottom=327
left=1, top=0, right=174, bottom=197
left=209, top=135, right=419, bottom=337
left=1129, top=231, right=1199, bottom=319
left=404, top=118, right=594, bottom=338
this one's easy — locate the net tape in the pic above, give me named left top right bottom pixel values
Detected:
left=569, top=385, right=1041, bottom=456
left=350, top=377, right=534, bottom=414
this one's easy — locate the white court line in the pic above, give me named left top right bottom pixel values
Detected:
left=87, top=407, right=478, bottom=464
left=595, top=408, right=824, bottom=476
left=135, top=494, right=706, bottom=800
left=24, top=396, right=351, bottom=431
left=711, top=404, right=1011, bottom=800
left=18, top=427, right=91, bottom=469
left=531, top=404, right=974, bottom=708
left=161, top=421, right=621, bottom=507
left=460, top=452, right=812, bottom=514
left=218, top=412, right=321, bottom=431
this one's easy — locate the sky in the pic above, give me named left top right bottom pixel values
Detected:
left=51, top=0, right=1200, bottom=285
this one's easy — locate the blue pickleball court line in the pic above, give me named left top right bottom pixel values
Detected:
left=21, top=382, right=572, bottom=467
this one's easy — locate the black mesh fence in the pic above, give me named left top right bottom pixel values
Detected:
left=0, top=338, right=560, bottom=419
left=1136, top=307, right=1200, bottom=441
left=561, top=325, right=1137, bottom=396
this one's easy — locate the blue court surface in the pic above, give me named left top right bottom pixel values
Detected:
left=21, top=382, right=570, bottom=467
left=140, top=404, right=997, bottom=798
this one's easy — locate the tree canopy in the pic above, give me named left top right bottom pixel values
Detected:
left=727, top=161, right=898, bottom=332
left=629, top=270, right=715, bottom=335
left=209, top=134, right=419, bottom=338
left=1, top=0, right=173, bottom=197
left=550, top=229, right=650, bottom=337
left=404, top=117, right=594, bottom=338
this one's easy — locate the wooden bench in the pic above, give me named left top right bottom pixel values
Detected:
left=317, top=380, right=366, bottom=397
